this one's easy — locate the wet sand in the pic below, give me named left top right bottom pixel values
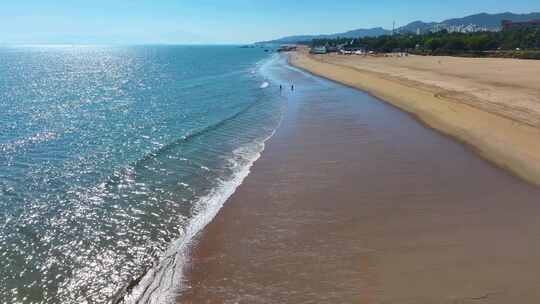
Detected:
left=290, top=49, right=540, bottom=186
left=176, top=58, right=540, bottom=303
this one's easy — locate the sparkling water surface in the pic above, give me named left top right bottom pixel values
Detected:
left=0, top=45, right=283, bottom=304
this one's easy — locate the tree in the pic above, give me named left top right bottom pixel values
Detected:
left=425, top=37, right=443, bottom=51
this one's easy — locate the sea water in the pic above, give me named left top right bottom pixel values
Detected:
left=0, top=45, right=283, bottom=304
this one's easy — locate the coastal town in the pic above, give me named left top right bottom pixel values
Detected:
left=295, top=19, right=540, bottom=59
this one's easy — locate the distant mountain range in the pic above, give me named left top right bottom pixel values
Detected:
left=398, top=12, right=540, bottom=34
left=258, top=27, right=390, bottom=44
left=258, top=12, right=540, bottom=44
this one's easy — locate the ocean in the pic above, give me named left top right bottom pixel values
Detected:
left=0, top=45, right=283, bottom=303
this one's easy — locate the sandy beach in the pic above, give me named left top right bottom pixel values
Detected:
left=290, top=48, right=540, bottom=186
left=176, top=57, right=540, bottom=303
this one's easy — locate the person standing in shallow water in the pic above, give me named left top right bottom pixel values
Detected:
left=291, top=84, right=294, bottom=91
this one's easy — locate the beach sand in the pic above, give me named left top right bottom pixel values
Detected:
left=176, top=58, right=540, bottom=303
left=290, top=48, right=540, bottom=186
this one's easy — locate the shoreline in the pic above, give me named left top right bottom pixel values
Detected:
left=121, top=56, right=286, bottom=304
left=176, top=56, right=540, bottom=303
left=289, top=49, right=540, bottom=186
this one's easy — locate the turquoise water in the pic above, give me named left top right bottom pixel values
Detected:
left=0, top=46, right=283, bottom=303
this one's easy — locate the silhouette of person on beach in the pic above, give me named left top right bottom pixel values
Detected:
left=279, top=85, right=283, bottom=91
left=291, top=84, right=294, bottom=91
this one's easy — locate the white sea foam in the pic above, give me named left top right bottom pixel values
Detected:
left=260, top=81, right=270, bottom=89
left=121, top=53, right=284, bottom=304
left=123, top=132, right=274, bottom=304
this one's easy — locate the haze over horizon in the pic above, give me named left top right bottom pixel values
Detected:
left=0, top=0, right=538, bottom=45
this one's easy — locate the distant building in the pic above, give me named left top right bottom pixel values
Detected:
left=277, top=45, right=297, bottom=52
left=340, top=45, right=367, bottom=55
left=326, top=46, right=339, bottom=53
left=501, top=19, right=540, bottom=30
left=310, top=46, right=328, bottom=54
left=431, top=23, right=493, bottom=33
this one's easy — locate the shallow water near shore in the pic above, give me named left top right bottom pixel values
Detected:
left=0, top=46, right=283, bottom=303
left=178, top=55, right=540, bottom=303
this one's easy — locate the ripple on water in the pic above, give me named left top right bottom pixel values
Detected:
left=0, top=46, right=283, bottom=303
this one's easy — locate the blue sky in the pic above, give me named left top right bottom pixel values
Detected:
left=0, top=0, right=538, bottom=44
